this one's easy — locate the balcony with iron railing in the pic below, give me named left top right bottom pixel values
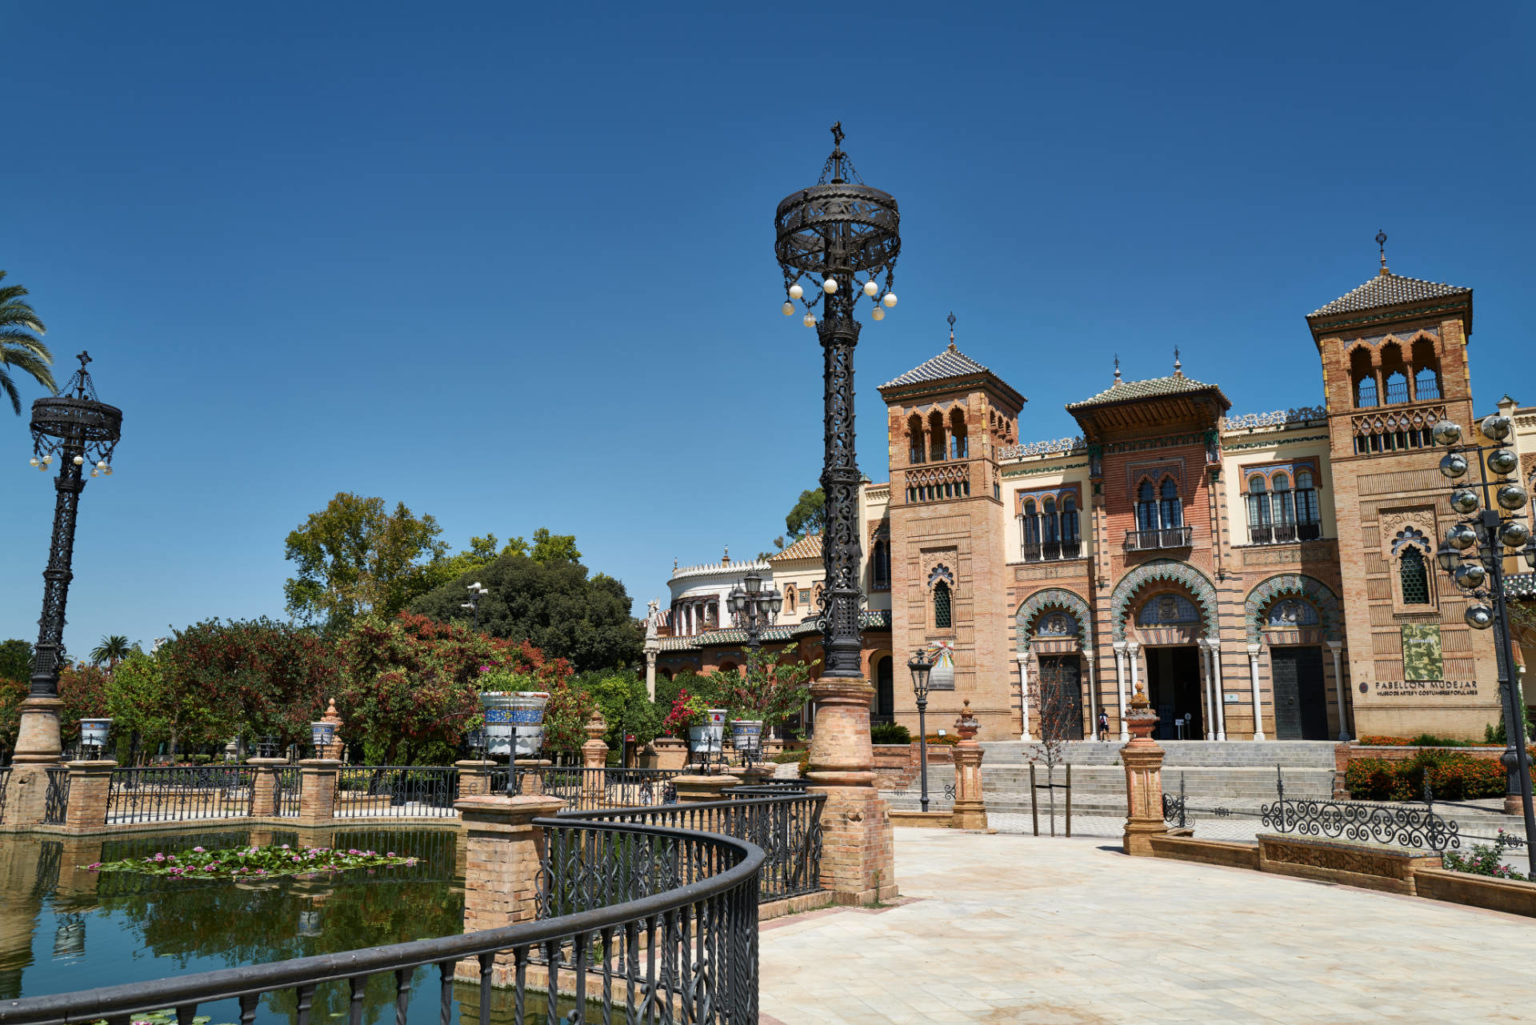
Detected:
left=1021, top=539, right=1083, bottom=563
left=1123, top=527, right=1193, bottom=552
left=1247, top=522, right=1323, bottom=545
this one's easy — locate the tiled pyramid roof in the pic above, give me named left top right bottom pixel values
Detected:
left=1067, top=374, right=1228, bottom=411
left=1309, top=271, right=1470, bottom=318
left=769, top=534, right=822, bottom=562
left=881, top=345, right=991, bottom=389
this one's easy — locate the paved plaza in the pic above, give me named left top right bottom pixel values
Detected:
left=759, top=827, right=1533, bottom=1025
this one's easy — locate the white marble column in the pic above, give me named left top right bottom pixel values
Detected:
left=1198, top=640, right=1214, bottom=740
left=1210, top=638, right=1227, bottom=742
left=644, top=650, right=657, bottom=700
left=1126, top=641, right=1141, bottom=743
left=1247, top=642, right=1266, bottom=741
left=1112, top=642, right=1129, bottom=741
left=1328, top=640, right=1348, bottom=742
left=1017, top=654, right=1032, bottom=741
left=1084, top=641, right=1100, bottom=741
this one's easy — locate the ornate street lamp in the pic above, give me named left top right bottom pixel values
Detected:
left=16, top=353, right=121, bottom=767
left=908, top=649, right=933, bottom=813
left=460, top=581, right=487, bottom=629
left=775, top=123, right=900, bottom=767
left=727, top=567, right=782, bottom=677
left=1432, top=414, right=1536, bottom=874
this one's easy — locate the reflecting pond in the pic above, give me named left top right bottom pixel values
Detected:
left=0, top=826, right=466, bottom=1024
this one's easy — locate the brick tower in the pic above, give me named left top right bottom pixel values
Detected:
left=879, top=320, right=1026, bottom=740
left=1308, top=241, right=1502, bottom=737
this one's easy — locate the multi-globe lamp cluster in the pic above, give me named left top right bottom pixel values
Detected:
left=782, top=276, right=898, bottom=326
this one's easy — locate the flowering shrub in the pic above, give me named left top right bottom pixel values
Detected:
left=661, top=689, right=710, bottom=735
left=1442, top=831, right=1528, bottom=881
left=87, top=843, right=419, bottom=880
left=1345, top=751, right=1506, bottom=801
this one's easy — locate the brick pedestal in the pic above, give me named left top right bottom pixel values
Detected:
left=1120, top=692, right=1166, bottom=857
left=453, top=794, right=565, bottom=983
left=2, top=764, right=56, bottom=828
left=455, top=760, right=495, bottom=798
left=62, top=761, right=115, bottom=832
left=248, top=758, right=285, bottom=817
left=806, top=675, right=898, bottom=905
left=514, top=759, right=550, bottom=796
left=297, top=759, right=340, bottom=825
left=581, top=712, right=609, bottom=805
left=672, top=775, right=741, bottom=803
left=950, top=702, right=987, bottom=831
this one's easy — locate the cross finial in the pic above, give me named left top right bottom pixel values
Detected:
left=1173, top=346, right=1182, bottom=377
left=1376, top=229, right=1389, bottom=276
left=947, top=312, right=956, bottom=351
left=77, top=351, right=92, bottom=371
left=830, top=122, right=844, bottom=148
left=1113, top=354, right=1122, bottom=384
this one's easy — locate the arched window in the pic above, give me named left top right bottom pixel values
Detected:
left=1247, top=476, right=1270, bottom=543
left=1022, top=499, right=1041, bottom=548
left=1351, top=347, right=1377, bottom=408
left=871, top=539, right=890, bottom=590
left=933, top=580, right=952, bottom=629
left=1043, top=497, right=1059, bottom=544
left=1061, top=495, right=1079, bottom=544
left=783, top=585, right=797, bottom=613
left=1295, top=468, right=1319, bottom=531
left=1159, top=478, right=1182, bottom=529
left=1411, top=337, right=1441, bottom=400
left=1268, top=598, right=1320, bottom=628
left=928, top=410, right=946, bottom=462
left=1136, top=480, right=1158, bottom=531
left=1381, top=342, right=1409, bottom=404
left=1400, top=547, right=1430, bottom=605
left=875, top=656, right=894, bottom=720
left=949, top=408, right=968, bottom=459
left=1272, top=473, right=1294, bottom=526
left=907, top=414, right=925, bottom=464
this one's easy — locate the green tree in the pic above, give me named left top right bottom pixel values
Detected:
left=409, top=552, right=641, bottom=673
left=574, top=670, right=662, bottom=750
left=784, top=487, right=825, bottom=542
left=528, top=527, right=581, bottom=563
left=0, top=675, right=27, bottom=757
left=57, top=663, right=111, bottom=747
left=0, top=639, right=32, bottom=684
left=703, top=647, right=817, bottom=731
left=0, top=271, right=55, bottom=415
left=284, top=493, right=449, bottom=631
left=89, top=634, right=134, bottom=669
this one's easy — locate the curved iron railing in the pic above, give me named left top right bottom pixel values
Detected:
left=0, top=819, right=763, bottom=1025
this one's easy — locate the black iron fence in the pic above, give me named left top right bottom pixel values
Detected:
left=106, top=766, right=257, bottom=824
left=564, top=792, right=824, bottom=903
left=0, top=818, right=764, bottom=1025
left=1260, top=769, right=1463, bottom=851
left=43, top=768, right=69, bottom=825
left=335, top=766, right=459, bottom=818
left=0, top=766, right=10, bottom=823
left=274, top=766, right=301, bottom=817
left=538, top=767, right=686, bottom=811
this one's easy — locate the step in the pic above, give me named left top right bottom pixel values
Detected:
left=978, top=740, right=1340, bottom=768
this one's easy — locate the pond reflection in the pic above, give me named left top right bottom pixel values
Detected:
left=0, top=826, right=464, bottom=1025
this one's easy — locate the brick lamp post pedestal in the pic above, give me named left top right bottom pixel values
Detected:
left=1119, top=686, right=1167, bottom=857
left=950, top=701, right=988, bottom=831
left=807, top=675, right=898, bottom=905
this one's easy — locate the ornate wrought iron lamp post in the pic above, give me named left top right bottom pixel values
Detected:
left=726, top=567, right=782, bottom=678
left=460, top=581, right=487, bottom=629
left=1431, top=414, right=1536, bottom=874
left=15, top=353, right=121, bottom=768
left=774, top=121, right=899, bottom=738
left=908, top=649, right=933, bottom=813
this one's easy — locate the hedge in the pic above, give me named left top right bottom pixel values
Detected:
left=1345, top=750, right=1507, bottom=802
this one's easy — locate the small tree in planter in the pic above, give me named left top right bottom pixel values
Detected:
left=705, top=649, right=817, bottom=744
left=1027, top=671, right=1082, bottom=836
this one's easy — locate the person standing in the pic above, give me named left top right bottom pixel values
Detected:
left=1097, top=708, right=1110, bottom=742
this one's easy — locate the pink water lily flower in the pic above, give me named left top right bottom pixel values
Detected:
left=192, top=846, right=205, bottom=853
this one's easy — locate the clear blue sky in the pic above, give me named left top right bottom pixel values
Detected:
left=3, top=1, right=1533, bottom=655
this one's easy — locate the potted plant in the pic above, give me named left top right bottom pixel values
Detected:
left=662, top=690, right=723, bottom=756
left=478, top=667, right=550, bottom=759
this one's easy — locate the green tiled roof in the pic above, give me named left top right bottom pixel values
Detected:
left=1067, top=374, right=1229, bottom=411
left=1309, top=271, right=1470, bottom=318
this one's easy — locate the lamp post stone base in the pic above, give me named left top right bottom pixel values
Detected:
left=1120, top=688, right=1167, bottom=857
left=807, top=675, right=898, bottom=905
left=11, top=698, right=64, bottom=764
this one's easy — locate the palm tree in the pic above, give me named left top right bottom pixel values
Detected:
left=89, top=635, right=133, bottom=670
left=0, top=271, right=55, bottom=415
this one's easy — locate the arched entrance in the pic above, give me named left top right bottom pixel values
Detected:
left=1245, top=575, right=1346, bottom=741
left=1015, top=588, right=1096, bottom=741
left=1111, top=561, right=1222, bottom=741
left=873, top=655, right=894, bottom=723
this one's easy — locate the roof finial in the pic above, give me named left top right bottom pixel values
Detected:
left=1376, top=229, right=1389, bottom=276
left=947, top=311, right=956, bottom=352
left=1173, top=346, right=1182, bottom=377
left=1113, top=354, right=1122, bottom=385
left=722, top=545, right=730, bottom=566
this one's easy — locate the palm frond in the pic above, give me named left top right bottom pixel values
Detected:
left=0, top=371, right=20, bottom=415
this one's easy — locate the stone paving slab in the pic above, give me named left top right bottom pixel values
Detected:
left=759, top=827, right=1533, bottom=1025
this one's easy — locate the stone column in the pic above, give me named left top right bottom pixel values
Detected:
left=1084, top=642, right=1100, bottom=741
left=950, top=701, right=987, bottom=831
left=644, top=650, right=658, bottom=701
left=4, top=695, right=65, bottom=827
left=455, top=760, right=495, bottom=798
left=1327, top=640, right=1349, bottom=742
left=581, top=711, right=609, bottom=805
left=1112, top=642, right=1129, bottom=741
left=248, top=757, right=286, bottom=817
left=1016, top=655, right=1032, bottom=741
left=1126, top=642, right=1141, bottom=742
left=297, top=759, right=340, bottom=826
left=1247, top=643, right=1266, bottom=741
left=1198, top=640, right=1215, bottom=741
left=1210, top=639, right=1227, bottom=742
left=806, top=675, right=898, bottom=905
left=1119, top=686, right=1167, bottom=856
left=453, top=794, right=566, bottom=984
left=62, top=760, right=115, bottom=832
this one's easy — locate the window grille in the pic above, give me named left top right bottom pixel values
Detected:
left=933, top=580, right=952, bottom=629
left=1400, top=548, right=1431, bottom=605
